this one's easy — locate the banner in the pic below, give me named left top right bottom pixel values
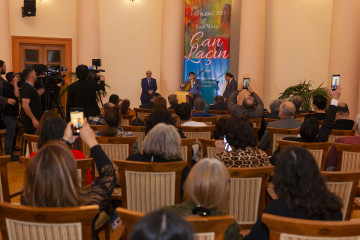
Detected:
left=184, top=0, right=232, bottom=105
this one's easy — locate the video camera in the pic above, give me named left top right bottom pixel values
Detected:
left=41, top=66, right=67, bottom=90
left=89, top=59, right=105, bottom=81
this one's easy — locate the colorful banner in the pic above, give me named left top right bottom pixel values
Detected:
left=184, top=0, right=232, bottom=105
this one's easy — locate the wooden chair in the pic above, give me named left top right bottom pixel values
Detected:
left=121, top=114, right=134, bottom=126
left=134, top=108, right=152, bottom=121
left=328, top=129, right=354, bottom=144
left=180, top=138, right=196, bottom=168
left=122, top=125, right=146, bottom=152
left=192, top=116, right=217, bottom=126
left=267, top=127, right=300, bottom=155
left=167, top=109, right=181, bottom=125
left=0, top=156, right=22, bottom=203
left=277, top=140, right=331, bottom=170
left=321, top=171, right=360, bottom=220
left=177, top=125, right=215, bottom=143
left=114, top=160, right=187, bottom=213
left=199, top=138, right=217, bottom=159
left=207, top=110, right=230, bottom=120
left=228, top=166, right=274, bottom=229
left=23, top=134, right=39, bottom=155
left=262, top=213, right=360, bottom=240
left=0, top=202, right=99, bottom=240
left=334, top=143, right=360, bottom=171
left=0, top=129, right=6, bottom=152
left=250, top=118, right=262, bottom=128
left=90, top=124, right=107, bottom=132
left=295, top=113, right=308, bottom=123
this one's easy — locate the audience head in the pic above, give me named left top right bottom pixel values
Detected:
left=33, top=64, right=48, bottom=76
left=153, top=96, right=167, bottom=110
left=299, top=118, right=319, bottom=142
left=23, top=141, right=90, bottom=207
left=184, top=158, right=230, bottom=213
left=6, top=72, right=15, bottom=83
left=76, top=64, right=89, bottom=80
left=242, top=96, right=255, bottom=110
left=214, top=116, right=230, bottom=140
left=214, top=95, right=224, bottom=104
left=194, top=98, right=206, bottom=112
left=291, top=95, right=303, bottom=110
left=119, top=99, right=130, bottom=115
left=0, top=60, right=5, bottom=74
left=36, top=110, right=61, bottom=135
left=100, top=107, right=120, bottom=137
left=145, top=109, right=175, bottom=135
left=313, top=95, right=327, bottom=111
left=143, top=123, right=180, bottom=159
left=101, top=102, right=115, bottom=115
left=38, top=118, right=67, bottom=148
left=274, top=146, right=342, bottom=220
left=279, top=102, right=296, bottom=118
left=23, top=69, right=36, bottom=82
left=129, top=209, right=194, bottom=240
left=269, top=99, right=282, bottom=113
left=336, top=102, right=350, bottom=119
left=229, top=104, right=244, bottom=117
left=109, top=94, right=120, bottom=105
left=146, top=70, right=152, bottom=78
left=168, top=94, right=178, bottom=107
left=175, top=103, right=192, bottom=121
left=149, top=92, right=160, bottom=102
left=189, top=72, right=195, bottom=78
left=354, top=114, right=360, bottom=135
left=224, top=116, right=256, bottom=149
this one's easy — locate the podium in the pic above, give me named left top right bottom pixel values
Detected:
left=174, top=91, right=190, bottom=103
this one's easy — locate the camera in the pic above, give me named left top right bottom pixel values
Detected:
left=41, top=66, right=67, bottom=90
left=89, top=59, right=105, bottom=81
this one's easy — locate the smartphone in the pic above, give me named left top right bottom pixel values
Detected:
left=70, top=108, right=84, bottom=135
left=224, top=136, right=232, bottom=151
left=331, top=75, right=340, bottom=91
left=243, top=78, right=250, bottom=89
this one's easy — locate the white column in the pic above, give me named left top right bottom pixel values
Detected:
left=0, top=0, right=12, bottom=69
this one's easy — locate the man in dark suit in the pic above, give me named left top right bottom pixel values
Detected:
left=140, top=70, right=157, bottom=105
left=209, top=95, right=227, bottom=110
left=139, top=92, right=160, bottom=109
left=332, top=102, right=354, bottom=130
left=305, top=95, right=327, bottom=120
left=222, top=72, right=237, bottom=101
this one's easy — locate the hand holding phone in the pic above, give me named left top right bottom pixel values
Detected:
left=331, top=75, right=340, bottom=91
left=70, top=108, right=84, bottom=135
left=243, top=78, right=250, bottom=89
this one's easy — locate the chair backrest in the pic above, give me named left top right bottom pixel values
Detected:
left=250, top=118, right=262, bottom=128
left=228, top=166, right=274, bottom=229
left=96, top=136, right=137, bottom=161
left=115, top=207, right=144, bottom=240
left=121, top=114, right=134, bottom=126
left=0, top=156, right=11, bottom=203
left=328, top=130, right=354, bottom=144
left=262, top=213, right=360, bottom=240
left=134, top=108, right=152, bottom=120
left=207, top=110, right=230, bottom=120
left=177, top=126, right=215, bottom=143
left=199, top=138, right=217, bottom=159
left=122, top=126, right=146, bottom=151
left=23, top=134, right=39, bottom=155
left=334, top=143, right=360, bottom=171
left=180, top=138, right=196, bottom=168
left=295, top=113, right=308, bottom=123
left=0, top=202, right=99, bottom=240
left=321, top=171, right=360, bottom=220
left=191, top=116, right=217, bottom=126
left=277, top=140, right=331, bottom=170
left=114, top=160, right=187, bottom=213
left=89, top=124, right=107, bottom=132
left=267, top=127, right=300, bottom=155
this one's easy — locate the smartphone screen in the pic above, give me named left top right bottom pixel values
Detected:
left=224, top=136, right=232, bottom=151
left=70, top=108, right=84, bottom=135
left=243, top=78, right=250, bottom=89
left=331, top=75, right=340, bottom=91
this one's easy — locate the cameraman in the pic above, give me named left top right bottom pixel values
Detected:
left=66, top=64, right=105, bottom=122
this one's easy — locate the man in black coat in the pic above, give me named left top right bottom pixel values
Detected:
left=209, top=95, right=227, bottom=110
left=222, top=72, right=237, bottom=101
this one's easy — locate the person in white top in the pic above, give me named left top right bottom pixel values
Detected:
left=175, top=102, right=206, bottom=127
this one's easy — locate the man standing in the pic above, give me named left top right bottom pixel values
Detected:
left=222, top=72, right=237, bottom=101
left=20, top=69, right=44, bottom=134
left=0, top=61, right=17, bottom=107
left=140, top=70, right=157, bottom=105
left=181, top=72, right=201, bottom=107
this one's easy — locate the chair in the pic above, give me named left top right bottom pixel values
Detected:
left=328, top=129, right=354, bottom=144
left=121, top=114, right=134, bottom=126
left=90, top=124, right=107, bottom=132
left=321, top=171, right=360, bottom=220
left=96, top=136, right=137, bottom=162
left=207, top=110, right=230, bottom=120
left=134, top=108, right=152, bottom=121
left=199, top=138, right=217, bottom=159
left=267, top=127, right=300, bottom=155
left=334, top=143, right=360, bottom=171
left=0, top=156, right=22, bottom=203
left=122, top=125, right=146, bottom=152
left=0, top=202, right=99, bottom=240
left=295, top=113, right=308, bottom=122
left=277, top=140, right=331, bottom=170
left=0, top=129, right=6, bottom=152
left=177, top=125, right=215, bottom=143
left=167, top=109, right=181, bottom=125
left=228, top=166, right=274, bottom=229
left=180, top=138, right=196, bottom=168
left=192, top=116, right=217, bottom=126
left=250, top=118, right=262, bottom=128
left=262, top=213, right=360, bottom=240
left=114, top=160, right=187, bottom=213
left=23, top=134, right=39, bottom=155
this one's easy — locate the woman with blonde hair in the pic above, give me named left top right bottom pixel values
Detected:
left=163, top=158, right=241, bottom=240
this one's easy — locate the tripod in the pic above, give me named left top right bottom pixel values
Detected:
left=43, top=87, right=66, bottom=119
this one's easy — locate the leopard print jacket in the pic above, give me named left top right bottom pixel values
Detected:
left=216, top=147, right=271, bottom=168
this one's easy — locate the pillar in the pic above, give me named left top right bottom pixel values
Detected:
left=0, top=0, right=12, bottom=70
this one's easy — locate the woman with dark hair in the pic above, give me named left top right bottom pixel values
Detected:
left=34, top=110, right=60, bottom=135
left=145, top=109, right=185, bottom=138
left=129, top=209, right=194, bottom=240
left=98, top=107, right=134, bottom=137
left=245, top=146, right=342, bottom=240
left=119, top=99, right=130, bottom=115
left=153, top=96, right=167, bottom=110
left=215, top=116, right=270, bottom=168
left=213, top=116, right=230, bottom=140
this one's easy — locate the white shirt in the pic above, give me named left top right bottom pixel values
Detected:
left=181, top=121, right=207, bottom=127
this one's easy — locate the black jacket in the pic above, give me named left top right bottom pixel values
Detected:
left=209, top=101, right=228, bottom=110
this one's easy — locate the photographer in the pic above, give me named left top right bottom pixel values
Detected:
left=66, top=64, right=105, bottom=122
left=0, top=60, right=17, bottom=107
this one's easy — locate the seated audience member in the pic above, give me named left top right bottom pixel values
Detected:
left=245, top=147, right=342, bottom=240
left=192, top=98, right=215, bottom=117
left=35, top=110, right=60, bottom=135
left=332, top=102, right=354, bottom=130
left=139, top=92, right=160, bottom=109
left=129, top=209, right=194, bottom=240
left=119, top=99, right=130, bottom=115
left=175, top=103, right=206, bottom=127
left=98, top=107, right=134, bottom=138
left=109, top=94, right=120, bottom=106
left=259, top=102, right=301, bottom=151
left=213, top=116, right=230, bottom=140
left=131, top=118, right=145, bottom=126
left=305, top=95, right=328, bottom=120
left=163, top=158, right=241, bottom=240
left=292, top=95, right=307, bottom=113
left=325, top=113, right=360, bottom=170
left=88, top=102, right=115, bottom=125
left=145, top=109, right=185, bottom=138
left=168, top=94, right=178, bottom=109
left=153, top=96, right=167, bottom=110
left=216, top=117, right=270, bottom=168
left=227, top=84, right=264, bottom=118
left=258, top=99, right=282, bottom=139
left=22, top=121, right=116, bottom=236
left=209, top=95, right=228, bottom=110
